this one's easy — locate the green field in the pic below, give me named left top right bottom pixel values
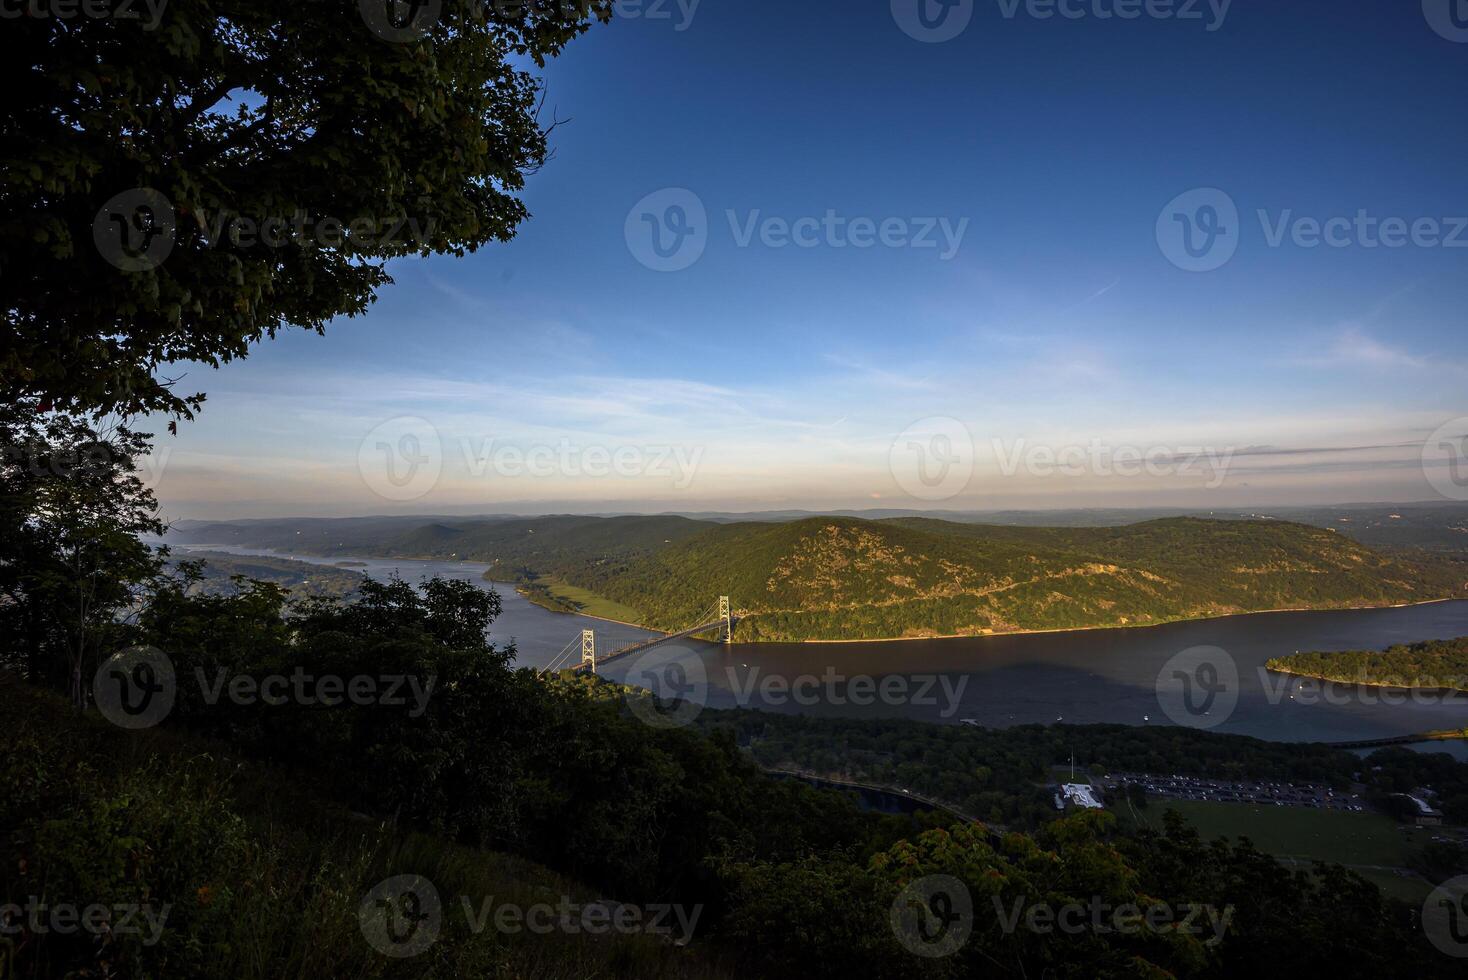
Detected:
left=1116, top=798, right=1439, bottom=901
left=516, top=578, right=645, bottom=624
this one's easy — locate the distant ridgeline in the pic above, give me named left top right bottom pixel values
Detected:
left=169, top=550, right=364, bottom=600
left=168, top=514, right=1468, bottom=642
left=1268, top=637, right=1468, bottom=691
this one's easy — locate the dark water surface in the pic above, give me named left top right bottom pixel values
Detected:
left=698, top=603, right=1468, bottom=753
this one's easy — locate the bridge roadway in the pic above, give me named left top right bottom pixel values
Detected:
left=1322, top=729, right=1468, bottom=750
left=575, top=618, right=727, bottom=672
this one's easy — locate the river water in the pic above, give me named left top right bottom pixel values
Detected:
left=173, top=544, right=1468, bottom=757
left=168, top=544, right=666, bottom=662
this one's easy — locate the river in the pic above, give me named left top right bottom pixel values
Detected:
left=172, top=544, right=1468, bottom=758
left=167, top=544, right=667, bottom=660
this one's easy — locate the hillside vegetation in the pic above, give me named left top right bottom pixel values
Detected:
left=1268, top=636, right=1468, bottom=691
left=553, top=517, right=1466, bottom=641
left=0, top=676, right=733, bottom=980
left=170, top=515, right=1467, bottom=642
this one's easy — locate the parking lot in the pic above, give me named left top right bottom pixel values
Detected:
left=1102, top=771, right=1367, bottom=811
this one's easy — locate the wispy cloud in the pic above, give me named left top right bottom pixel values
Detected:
left=1328, top=327, right=1430, bottom=370
left=820, top=353, right=940, bottom=392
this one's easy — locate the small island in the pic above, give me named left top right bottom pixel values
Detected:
left=1267, top=637, right=1468, bottom=691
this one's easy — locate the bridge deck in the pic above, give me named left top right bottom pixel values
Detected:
left=576, top=619, right=725, bottom=672
left=1323, top=730, right=1468, bottom=749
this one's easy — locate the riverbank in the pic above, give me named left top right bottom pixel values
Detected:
left=763, top=597, right=1465, bottom=646
left=1265, top=667, right=1468, bottom=694
left=498, top=581, right=1463, bottom=646
left=441, top=578, right=1466, bottom=647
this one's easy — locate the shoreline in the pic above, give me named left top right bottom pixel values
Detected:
left=509, top=583, right=662, bottom=633
left=770, top=597, right=1464, bottom=646
left=502, top=578, right=669, bottom=630
left=1263, top=665, right=1468, bottom=695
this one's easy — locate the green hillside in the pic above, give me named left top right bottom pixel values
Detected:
left=561, top=517, right=1467, bottom=641
left=169, top=515, right=1467, bottom=642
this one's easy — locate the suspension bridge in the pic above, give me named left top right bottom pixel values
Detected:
left=538, top=596, right=732, bottom=675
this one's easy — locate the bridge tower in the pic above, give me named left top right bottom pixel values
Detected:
left=580, top=629, right=596, bottom=673
left=718, top=596, right=731, bottom=643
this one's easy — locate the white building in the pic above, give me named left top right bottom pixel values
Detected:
left=1060, top=783, right=1103, bottom=809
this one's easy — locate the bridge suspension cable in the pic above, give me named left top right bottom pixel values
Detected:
left=538, top=632, right=586, bottom=675
left=538, top=597, right=732, bottom=677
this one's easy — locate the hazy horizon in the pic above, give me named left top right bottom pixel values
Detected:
left=162, top=498, right=1468, bottom=525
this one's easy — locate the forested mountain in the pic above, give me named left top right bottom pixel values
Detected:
left=171, top=515, right=1467, bottom=641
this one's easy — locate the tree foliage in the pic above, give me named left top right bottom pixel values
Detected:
left=1269, top=636, right=1468, bottom=691
left=0, top=401, right=164, bottom=705
left=2, top=0, right=609, bottom=417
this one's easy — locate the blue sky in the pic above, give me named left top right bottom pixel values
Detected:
left=151, top=0, right=1468, bottom=518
